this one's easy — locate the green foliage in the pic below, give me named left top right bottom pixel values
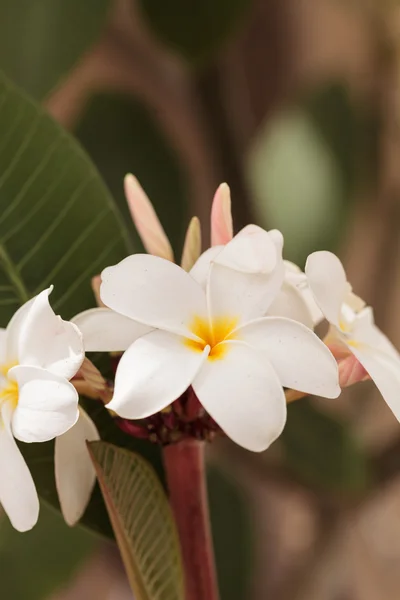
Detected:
left=208, top=467, right=254, bottom=600
left=75, top=93, right=188, bottom=255
left=138, top=0, right=252, bottom=65
left=0, top=504, right=95, bottom=600
left=89, top=441, right=184, bottom=600
left=0, top=0, right=110, bottom=99
left=281, top=401, right=370, bottom=493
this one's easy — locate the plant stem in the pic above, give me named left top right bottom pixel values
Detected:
left=163, top=439, right=220, bottom=600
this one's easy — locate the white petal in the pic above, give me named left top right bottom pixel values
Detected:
left=305, top=251, right=350, bottom=327
left=237, top=317, right=340, bottom=398
left=0, top=401, right=39, bottom=532
left=349, top=343, right=400, bottom=421
left=5, top=296, right=36, bottom=362
left=55, top=407, right=99, bottom=526
left=10, top=365, right=79, bottom=443
left=267, top=282, right=314, bottom=328
left=190, top=246, right=223, bottom=289
left=18, top=288, right=84, bottom=380
left=100, top=254, right=207, bottom=338
left=72, top=308, right=152, bottom=352
left=192, top=341, right=287, bottom=452
left=208, top=226, right=285, bottom=322
left=107, top=329, right=209, bottom=419
left=215, top=225, right=280, bottom=274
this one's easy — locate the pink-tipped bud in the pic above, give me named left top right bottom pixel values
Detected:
left=78, top=357, right=107, bottom=392
left=181, top=216, right=201, bottom=271
left=91, top=274, right=105, bottom=307
left=211, top=183, right=233, bottom=246
left=124, top=174, right=174, bottom=261
left=338, top=354, right=369, bottom=388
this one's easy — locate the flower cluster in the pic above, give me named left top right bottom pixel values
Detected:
left=2, top=176, right=400, bottom=532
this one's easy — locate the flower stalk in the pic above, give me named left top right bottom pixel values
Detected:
left=163, top=439, right=220, bottom=600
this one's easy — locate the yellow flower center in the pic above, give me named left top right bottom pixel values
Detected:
left=0, top=361, right=19, bottom=411
left=185, top=315, right=239, bottom=360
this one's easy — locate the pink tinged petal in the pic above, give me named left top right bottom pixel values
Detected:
left=55, top=407, right=99, bottom=526
left=237, top=317, right=341, bottom=398
left=10, top=365, right=79, bottom=443
left=100, top=254, right=208, bottom=338
left=181, top=216, right=202, bottom=272
left=19, top=288, right=84, bottom=380
left=72, top=307, right=152, bottom=352
left=91, top=275, right=106, bottom=308
left=190, top=246, right=223, bottom=289
left=124, top=174, right=174, bottom=261
left=211, top=183, right=233, bottom=246
left=107, top=329, right=209, bottom=419
left=267, top=282, right=314, bottom=329
left=208, top=227, right=285, bottom=322
left=193, top=341, right=286, bottom=452
left=0, top=401, right=39, bottom=532
left=338, top=354, right=368, bottom=388
left=305, top=251, right=350, bottom=328
left=349, top=343, right=400, bottom=421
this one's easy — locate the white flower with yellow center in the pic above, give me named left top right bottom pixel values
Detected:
left=306, top=251, right=400, bottom=420
left=0, top=288, right=84, bottom=531
left=85, top=227, right=340, bottom=452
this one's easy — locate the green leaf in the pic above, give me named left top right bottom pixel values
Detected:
left=0, top=70, right=131, bottom=323
left=0, top=0, right=111, bottom=99
left=281, top=401, right=370, bottom=493
left=75, top=93, right=188, bottom=255
left=0, top=504, right=95, bottom=600
left=208, top=467, right=254, bottom=600
left=137, top=0, right=253, bottom=65
left=89, top=441, right=184, bottom=600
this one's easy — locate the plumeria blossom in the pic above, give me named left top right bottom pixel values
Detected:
left=0, top=288, right=84, bottom=531
left=89, top=227, right=340, bottom=452
left=306, top=251, right=400, bottom=420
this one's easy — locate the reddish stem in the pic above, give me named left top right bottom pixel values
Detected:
left=163, top=439, right=220, bottom=600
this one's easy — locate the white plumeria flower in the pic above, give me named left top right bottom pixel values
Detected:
left=0, top=288, right=84, bottom=531
left=306, top=251, right=400, bottom=420
left=89, top=227, right=339, bottom=452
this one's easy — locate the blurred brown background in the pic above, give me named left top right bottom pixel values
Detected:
left=3, top=0, right=400, bottom=598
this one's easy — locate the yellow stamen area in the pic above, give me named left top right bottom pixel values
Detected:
left=185, top=315, right=239, bottom=361
left=0, top=361, right=19, bottom=411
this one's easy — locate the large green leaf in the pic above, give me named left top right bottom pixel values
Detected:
left=138, top=0, right=253, bottom=65
left=89, top=441, right=184, bottom=600
left=0, top=0, right=111, bottom=99
left=0, top=504, right=95, bottom=600
left=0, top=71, right=132, bottom=323
left=281, top=401, right=370, bottom=493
